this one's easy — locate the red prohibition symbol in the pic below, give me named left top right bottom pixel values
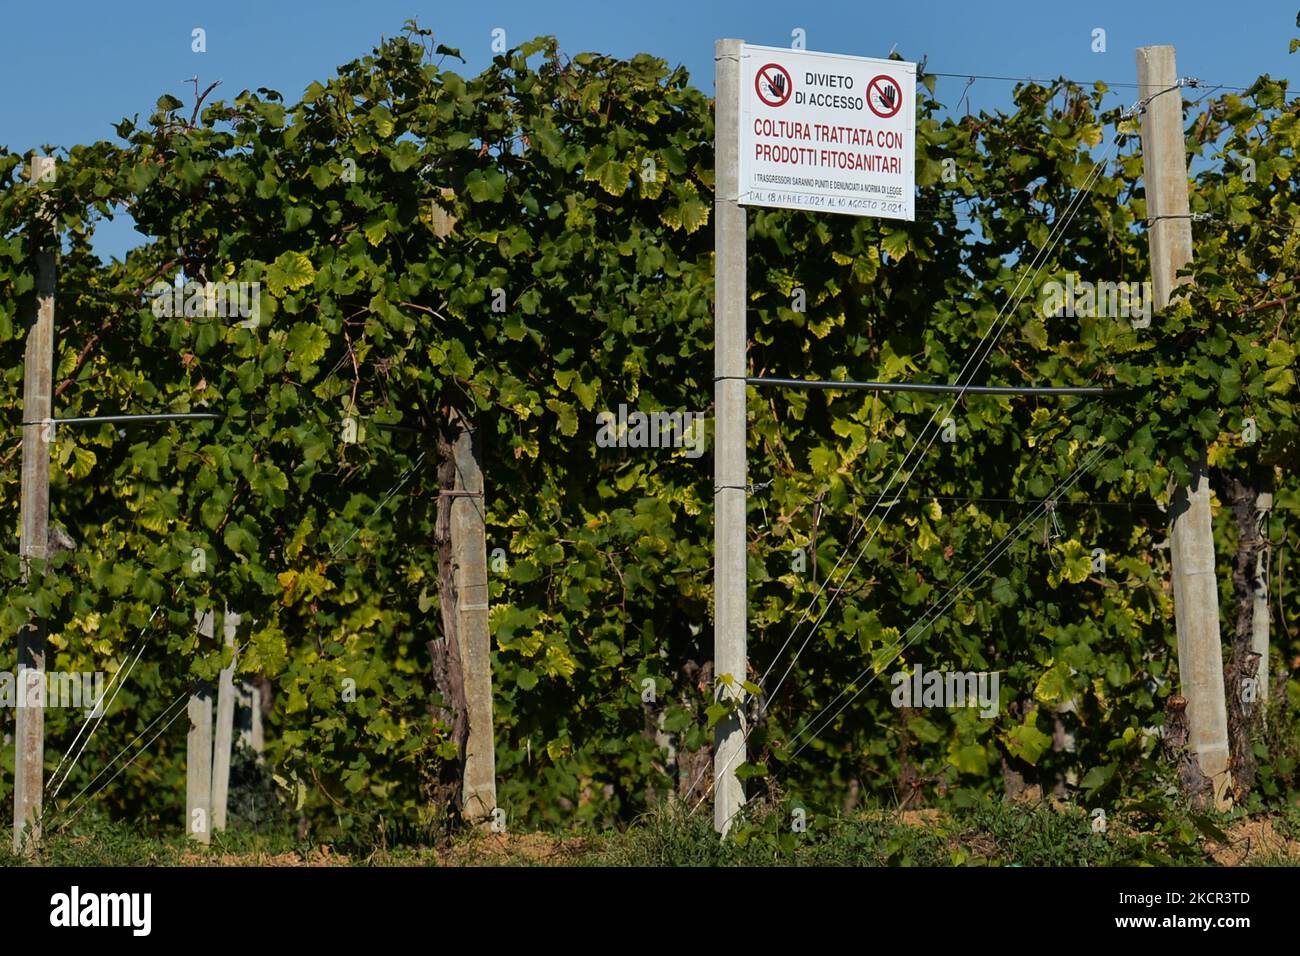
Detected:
left=755, top=63, right=793, bottom=107
left=866, top=73, right=903, bottom=118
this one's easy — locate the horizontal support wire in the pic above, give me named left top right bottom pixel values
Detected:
left=742, top=376, right=1125, bottom=397
left=21, top=413, right=221, bottom=426
left=924, top=71, right=1247, bottom=91
left=20, top=412, right=435, bottom=431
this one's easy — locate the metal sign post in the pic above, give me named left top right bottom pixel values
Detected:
left=713, top=39, right=918, bottom=836
left=713, top=39, right=749, bottom=835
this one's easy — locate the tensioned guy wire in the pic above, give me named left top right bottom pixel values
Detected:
left=51, top=449, right=435, bottom=827
left=48, top=578, right=200, bottom=799
left=49, top=633, right=149, bottom=799
left=328, top=449, right=428, bottom=558
left=697, top=443, right=1111, bottom=824
left=47, top=595, right=205, bottom=819
left=699, top=442, right=1112, bottom=828
left=54, top=692, right=195, bottom=832
left=786, top=443, right=1110, bottom=759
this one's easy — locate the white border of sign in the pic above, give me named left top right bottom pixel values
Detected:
left=738, top=43, right=916, bottom=221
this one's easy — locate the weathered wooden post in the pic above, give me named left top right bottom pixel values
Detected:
left=450, top=413, right=496, bottom=823
left=426, top=190, right=496, bottom=824
left=14, top=154, right=57, bottom=854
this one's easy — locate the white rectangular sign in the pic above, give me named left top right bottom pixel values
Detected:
left=738, top=44, right=915, bottom=220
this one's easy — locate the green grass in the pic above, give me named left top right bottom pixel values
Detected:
left=4, top=797, right=1292, bottom=867
left=0, top=816, right=315, bottom=867
left=585, top=798, right=1221, bottom=867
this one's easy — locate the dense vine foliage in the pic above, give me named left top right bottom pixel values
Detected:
left=1, top=18, right=1297, bottom=839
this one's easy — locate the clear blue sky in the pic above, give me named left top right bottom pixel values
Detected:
left=3, top=0, right=1296, bottom=259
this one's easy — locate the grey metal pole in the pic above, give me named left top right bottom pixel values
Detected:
left=1137, top=45, right=1231, bottom=809
left=713, top=38, right=747, bottom=835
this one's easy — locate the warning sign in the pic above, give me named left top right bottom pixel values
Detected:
left=738, top=44, right=915, bottom=220
left=866, top=74, right=903, bottom=118
left=755, top=63, right=792, bottom=107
